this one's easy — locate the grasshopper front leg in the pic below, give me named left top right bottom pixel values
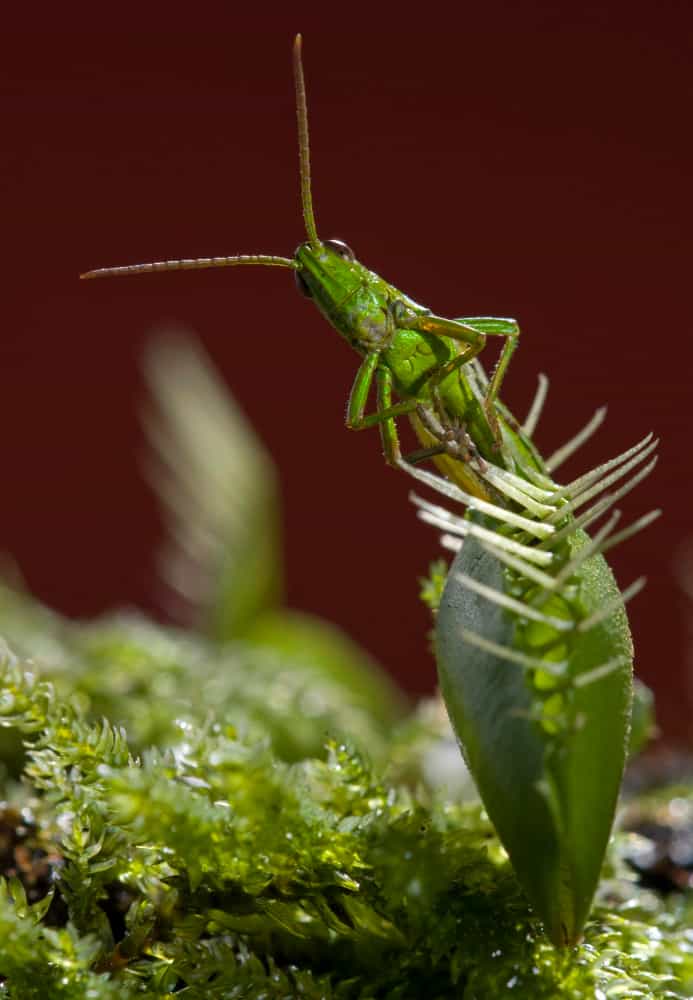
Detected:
left=347, top=358, right=452, bottom=466
left=346, top=352, right=418, bottom=465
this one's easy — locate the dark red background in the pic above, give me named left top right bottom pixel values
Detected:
left=3, top=4, right=692, bottom=741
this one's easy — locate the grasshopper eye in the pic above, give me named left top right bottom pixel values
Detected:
left=294, top=269, right=313, bottom=298
left=324, top=239, right=355, bottom=262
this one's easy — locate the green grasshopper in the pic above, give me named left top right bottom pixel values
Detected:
left=82, top=35, right=543, bottom=503
left=82, top=34, right=660, bottom=947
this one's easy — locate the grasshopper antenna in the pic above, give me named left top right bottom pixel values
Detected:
left=293, top=33, right=320, bottom=246
left=80, top=254, right=296, bottom=280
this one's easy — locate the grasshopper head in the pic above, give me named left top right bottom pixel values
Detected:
left=294, top=238, right=362, bottom=318
left=293, top=237, right=376, bottom=348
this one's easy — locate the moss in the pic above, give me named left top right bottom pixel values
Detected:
left=0, top=630, right=688, bottom=999
left=0, top=587, right=400, bottom=772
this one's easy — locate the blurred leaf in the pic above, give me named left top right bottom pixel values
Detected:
left=143, top=333, right=282, bottom=639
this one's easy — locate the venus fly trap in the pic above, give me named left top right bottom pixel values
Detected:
left=82, top=35, right=660, bottom=946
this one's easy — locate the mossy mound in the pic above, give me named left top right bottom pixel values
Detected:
left=0, top=607, right=689, bottom=1000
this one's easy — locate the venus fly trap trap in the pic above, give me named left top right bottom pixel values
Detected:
left=0, top=32, right=689, bottom=1000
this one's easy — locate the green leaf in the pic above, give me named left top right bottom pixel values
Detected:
left=435, top=528, right=633, bottom=946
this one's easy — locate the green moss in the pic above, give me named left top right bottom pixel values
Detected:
left=0, top=586, right=401, bottom=770
left=0, top=634, right=689, bottom=999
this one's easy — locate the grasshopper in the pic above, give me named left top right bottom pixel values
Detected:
left=82, top=35, right=545, bottom=503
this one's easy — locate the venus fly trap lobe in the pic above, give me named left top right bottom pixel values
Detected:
left=82, top=35, right=660, bottom=946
